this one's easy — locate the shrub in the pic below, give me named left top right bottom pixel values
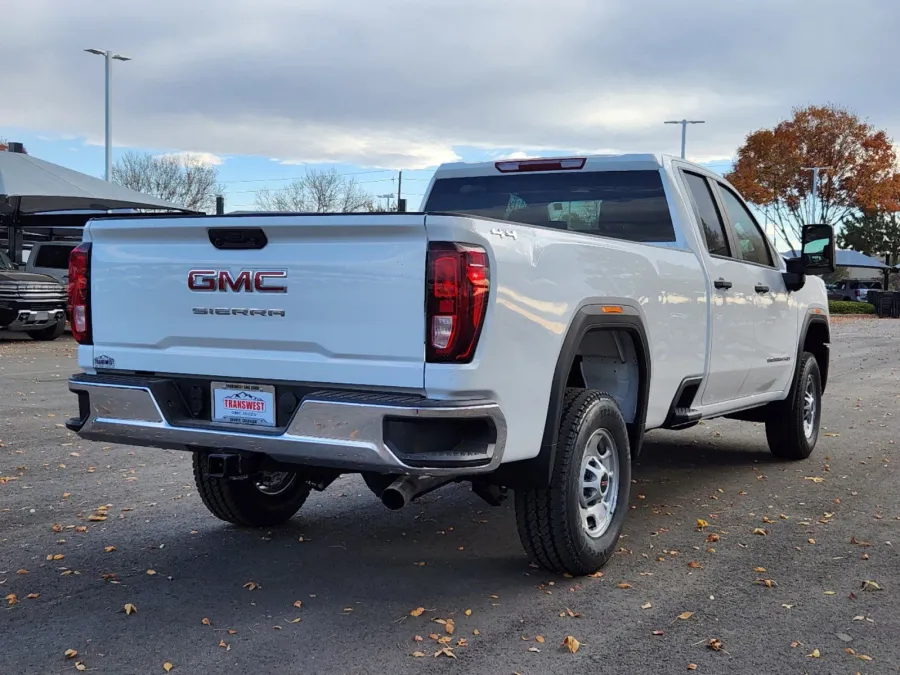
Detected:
left=829, top=300, right=875, bottom=315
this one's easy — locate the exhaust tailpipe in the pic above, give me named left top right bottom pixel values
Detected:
left=380, top=475, right=453, bottom=510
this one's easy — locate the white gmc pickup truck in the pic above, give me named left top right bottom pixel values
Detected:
left=66, top=154, right=834, bottom=576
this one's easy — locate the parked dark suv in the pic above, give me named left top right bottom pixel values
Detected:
left=0, top=248, right=67, bottom=341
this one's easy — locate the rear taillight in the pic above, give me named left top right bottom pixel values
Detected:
left=67, top=242, right=92, bottom=344
left=426, top=242, right=490, bottom=363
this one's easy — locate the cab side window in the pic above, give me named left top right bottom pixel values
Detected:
left=716, top=186, right=774, bottom=267
left=683, top=172, right=730, bottom=257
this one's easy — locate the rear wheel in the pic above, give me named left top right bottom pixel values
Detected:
left=515, top=388, right=631, bottom=576
left=27, top=321, right=66, bottom=341
left=765, top=352, right=822, bottom=460
left=192, top=453, right=311, bottom=527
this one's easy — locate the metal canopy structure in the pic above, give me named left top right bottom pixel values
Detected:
left=782, top=249, right=890, bottom=270
left=0, top=149, right=196, bottom=260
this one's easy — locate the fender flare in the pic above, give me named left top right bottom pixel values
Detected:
left=492, top=303, right=651, bottom=489
left=796, top=310, right=830, bottom=392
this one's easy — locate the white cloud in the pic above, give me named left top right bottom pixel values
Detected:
left=2, top=0, right=898, bottom=169
left=154, top=150, right=225, bottom=166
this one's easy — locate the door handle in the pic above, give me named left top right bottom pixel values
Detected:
left=755, top=284, right=770, bottom=294
left=714, top=278, right=732, bottom=290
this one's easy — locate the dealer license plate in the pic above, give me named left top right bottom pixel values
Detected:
left=211, top=382, right=276, bottom=427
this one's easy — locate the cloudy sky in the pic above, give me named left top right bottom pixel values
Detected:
left=3, top=0, right=898, bottom=209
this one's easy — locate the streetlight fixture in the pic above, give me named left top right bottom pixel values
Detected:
left=84, top=48, right=132, bottom=181
left=664, top=119, right=705, bottom=159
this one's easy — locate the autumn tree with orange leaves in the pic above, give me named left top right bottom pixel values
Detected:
left=725, top=104, right=900, bottom=249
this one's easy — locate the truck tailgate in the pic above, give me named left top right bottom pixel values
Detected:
left=85, top=215, right=428, bottom=390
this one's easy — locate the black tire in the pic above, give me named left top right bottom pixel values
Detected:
left=192, top=453, right=311, bottom=527
left=515, top=388, right=632, bottom=576
left=765, top=352, right=822, bottom=460
left=27, top=321, right=66, bottom=341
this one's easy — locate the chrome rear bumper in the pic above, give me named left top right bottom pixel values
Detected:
left=67, top=374, right=506, bottom=475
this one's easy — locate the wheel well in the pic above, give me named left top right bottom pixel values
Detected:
left=564, top=328, right=640, bottom=424
left=803, top=321, right=829, bottom=391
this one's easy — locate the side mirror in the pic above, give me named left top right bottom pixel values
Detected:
left=800, top=223, right=836, bottom=275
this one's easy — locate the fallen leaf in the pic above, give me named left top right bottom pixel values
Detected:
left=473, top=629, right=480, bottom=636
left=696, top=519, right=709, bottom=530
left=16, top=569, right=27, bottom=575
left=687, top=665, right=697, bottom=671
left=652, top=630, right=664, bottom=636
left=65, top=649, right=78, bottom=659
left=75, top=526, right=88, bottom=533
left=464, top=609, right=472, bottom=616
left=617, top=583, right=632, bottom=589
left=782, top=604, right=794, bottom=609
left=26, top=593, right=39, bottom=599
left=807, top=648, right=820, bottom=658
left=88, top=514, right=107, bottom=522
left=824, top=590, right=836, bottom=595
left=288, top=617, right=301, bottom=624
left=243, top=581, right=259, bottom=591
left=535, top=636, right=545, bottom=643
left=857, top=654, right=873, bottom=662
left=201, top=617, right=211, bottom=626
left=433, top=647, right=456, bottom=659
left=641, top=602, right=652, bottom=609
left=146, top=569, right=157, bottom=576
left=754, top=567, right=767, bottom=573
left=445, top=619, right=455, bottom=635
left=707, top=638, right=723, bottom=652
left=562, top=635, right=581, bottom=653
left=804, top=476, right=825, bottom=484
left=163, top=663, right=174, bottom=673
left=412, top=651, right=425, bottom=658
left=104, top=546, right=116, bottom=553
left=752, top=528, right=768, bottom=536
left=588, top=571, right=604, bottom=578
left=705, top=533, right=719, bottom=543
left=677, top=612, right=694, bottom=620
left=75, top=662, right=86, bottom=672
left=5, top=594, right=17, bottom=606
left=808, top=539, right=817, bottom=545
left=527, top=647, right=541, bottom=653
left=861, top=580, right=882, bottom=591
left=688, top=561, right=702, bottom=569
left=227, top=629, right=237, bottom=635
left=293, top=600, right=302, bottom=609
left=823, top=432, right=839, bottom=437
left=410, top=607, right=425, bottom=617
left=272, top=625, right=282, bottom=630
left=124, top=603, right=137, bottom=615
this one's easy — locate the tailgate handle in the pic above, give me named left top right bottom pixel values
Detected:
left=208, top=228, right=268, bottom=250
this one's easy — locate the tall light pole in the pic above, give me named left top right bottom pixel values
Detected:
left=801, top=166, right=829, bottom=223
left=664, top=119, right=705, bottom=159
left=84, top=48, right=132, bottom=181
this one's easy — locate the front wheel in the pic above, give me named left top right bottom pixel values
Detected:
left=192, top=453, right=311, bottom=527
left=765, top=352, right=822, bottom=460
left=27, top=321, right=66, bottom=341
left=515, top=388, right=631, bottom=576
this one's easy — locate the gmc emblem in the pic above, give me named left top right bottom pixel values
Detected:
left=187, top=270, right=287, bottom=293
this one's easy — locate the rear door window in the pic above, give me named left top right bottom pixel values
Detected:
left=33, top=244, right=75, bottom=269
left=682, top=172, right=730, bottom=257
left=424, top=170, right=676, bottom=244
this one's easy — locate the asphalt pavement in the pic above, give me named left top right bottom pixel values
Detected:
left=1, top=319, right=898, bottom=675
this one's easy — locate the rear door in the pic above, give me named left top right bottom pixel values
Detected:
left=680, top=171, right=757, bottom=405
left=712, top=182, right=796, bottom=396
left=86, top=214, right=429, bottom=390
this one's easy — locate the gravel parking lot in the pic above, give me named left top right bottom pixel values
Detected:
left=2, top=319, right=899, bottom=675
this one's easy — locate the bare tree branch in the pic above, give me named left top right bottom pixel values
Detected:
left=255, top=168, right=378, bottom=213
left=111, top=151, right=223, bottom=213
